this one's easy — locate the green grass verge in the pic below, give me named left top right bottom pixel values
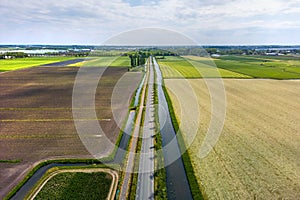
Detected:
left=0, top=160, right=21, bottom=164
left=0, top=57, right=77, bottom=72
left=153, top=82, right=167, bottom=200
left=162, top=84, right=205, bottom=200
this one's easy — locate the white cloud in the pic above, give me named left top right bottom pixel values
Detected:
left=0, top=0, right=299, bottom=44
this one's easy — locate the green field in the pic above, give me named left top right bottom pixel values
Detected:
left=0, top=56, right=131, bottom=72
left=185, top=55, right=300, bottom=79
left=158, top=55, right=300, bottom=79
left=35, top=172, right=112, bottom=200
left=158, top=56, right=250, bottom=78
left=69, top=56, right=131, bottom=67
left=0, top=57, right=76, bottom=72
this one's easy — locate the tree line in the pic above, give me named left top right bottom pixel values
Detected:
left=127, top=49, right=177, bottom=68
left=0, top=52, right=29, bottom=59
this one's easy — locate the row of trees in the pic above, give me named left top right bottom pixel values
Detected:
left=0, top=52, right=29, bottom=59
left=0, top=52, right=91, bottom=59
left=128, top=49, right=178, bottom=67
left=128, top=51, right=149, bottom=67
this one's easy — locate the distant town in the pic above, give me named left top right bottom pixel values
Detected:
left=0, top=45, right=300, bottom=59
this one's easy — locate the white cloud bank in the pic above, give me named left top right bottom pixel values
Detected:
left=0, top=0, right=299, bottom=44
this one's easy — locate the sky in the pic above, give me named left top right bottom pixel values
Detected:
left=0, top=0, right=300, bottom=45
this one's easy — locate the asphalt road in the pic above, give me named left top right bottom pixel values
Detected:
left=118, top=60, right=149, bottom=200
left=135, top=57, right=155, bottom=200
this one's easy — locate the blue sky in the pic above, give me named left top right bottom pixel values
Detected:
left=0, top=0, right=299, bottom=45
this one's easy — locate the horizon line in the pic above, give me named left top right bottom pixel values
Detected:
left=1, top=44, right=300, bottom=47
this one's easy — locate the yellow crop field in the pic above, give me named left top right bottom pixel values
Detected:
left=165, top=79, right=300, bottom=199
left=158, top=57, right=251, bottom=78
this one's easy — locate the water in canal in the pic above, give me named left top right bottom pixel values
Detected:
left=153, top=58, right=193, bottom=200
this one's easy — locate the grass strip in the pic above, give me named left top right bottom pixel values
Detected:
left=0, top=160, right=21, bottom=164
left=153, top=61, right=167, bottom=200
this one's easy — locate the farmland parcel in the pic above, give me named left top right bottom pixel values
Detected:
left=165, top=78, right=300, bottom=199
left=0, top=57, right=78, bottom=72
left=158, top=55, right=300, bottom=79
left=0, top=63, right=142, bottom=198
left=34, top=171, right=112, bottom=200
left=158, top=55, right=300, bottom=199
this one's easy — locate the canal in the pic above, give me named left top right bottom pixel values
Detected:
left=153, top=58, right=193, bottom=200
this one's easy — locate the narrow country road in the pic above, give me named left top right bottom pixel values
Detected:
left=119, top=59, right=150, bottom=200
left=135, top=57, right=155, bottom=200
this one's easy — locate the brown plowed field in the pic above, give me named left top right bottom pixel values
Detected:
left=166, top=79, right=300, bottom=199
left=0, top=66, right=142, bottom=198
